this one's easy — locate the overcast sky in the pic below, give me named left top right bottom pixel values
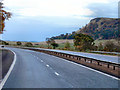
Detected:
left=2, top=0, right=119, bottom=42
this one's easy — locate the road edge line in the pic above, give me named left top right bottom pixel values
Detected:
left=59, top=56, right=120, bottom=80
left=29, top=49, right=120, bottom=80
left=0, top=49, right=17, bottom=90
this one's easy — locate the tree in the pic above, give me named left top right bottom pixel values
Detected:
left=25, top=42, right=33, bottom=47
left=51, top=42, right=59, bottom=49
left=64, top=41, right=70, bottom=50
left=46, top=38, right=55, bottom=48
left=16, top=41, right=22, bottom=46
left=46, top=38, right=51, bottom=48
left=74, top=33, right=94, bottom=51
left=0, top=2, right=11, bottom=34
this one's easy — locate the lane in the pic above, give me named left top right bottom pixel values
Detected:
left=3, top=48, right=72, bottom=88
left=29, top=50, right=119, bottom=88
left=35, top=48, right=119, bottom=64
left=3, top=48, right=119, bottom=88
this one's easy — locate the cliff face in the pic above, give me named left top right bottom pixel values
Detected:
left=77, top=18, right=119, bottom=40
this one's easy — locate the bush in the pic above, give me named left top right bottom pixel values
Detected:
left=2, top=41, right=9, bottom=45
left=5, top=42, right=9, bottom=45
left=16, top=41, right=22, bottom=46
left=92, top=46, right=98, bottom=51
left=64, top=41, right=70, bottom=50
left=25, top=42, right=33, bottom=47
left=51, top=43, right=59, bottom=49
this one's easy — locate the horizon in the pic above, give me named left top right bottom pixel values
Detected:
left=2, top=0, right=119, bottom=42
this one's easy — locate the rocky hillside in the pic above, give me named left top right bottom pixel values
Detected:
left=51, top=18, right=119, bottom=40
left=77, top=18, right=119, bottom=40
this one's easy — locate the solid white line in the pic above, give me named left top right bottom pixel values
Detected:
left=46, top=65, right=50, bottom=67
left=0, top=49, right=17, bottom=90
left=55, top=72, right=59, bottom=76
left=54, top=56, right=120, bottom=80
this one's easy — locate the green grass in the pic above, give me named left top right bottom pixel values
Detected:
left=56, top=43, right=75, bottom=49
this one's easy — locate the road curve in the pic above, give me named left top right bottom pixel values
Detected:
left=3, top=48, right=119, bottom=88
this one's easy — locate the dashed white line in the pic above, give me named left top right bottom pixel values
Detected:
left=55, top=72, right=59, bottom=76
left=46, top=65, right=50, bottom=67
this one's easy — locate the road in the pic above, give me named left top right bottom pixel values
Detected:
left=3, top=48, right=119, bottom=88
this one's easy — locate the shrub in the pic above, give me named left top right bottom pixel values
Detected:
left=51, top=43, right=59, bottom=49
left=16, top=41, right=22, bottom=46
left=64, top=41, right=70, bottom=50
left=25, top=42, right=33, bottom=47
left=2, top=41, right=9, bottom=45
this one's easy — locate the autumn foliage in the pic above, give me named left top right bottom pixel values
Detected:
left=0, top=2, right=11, bottom=34
left=74, top=33, right=94, bottom=51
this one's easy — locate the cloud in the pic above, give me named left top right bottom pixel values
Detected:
left=3, top=0, right=111, bottom=18
left=87, top=1, right=118, bottom=18
left=2, top=0, right=119, bottom=41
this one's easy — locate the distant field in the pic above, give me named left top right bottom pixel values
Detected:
left=5, top=39, right=73, bottom=46
left=5, top=39, right=118, bottom=48
left=33, top=39, right=74, bottom=49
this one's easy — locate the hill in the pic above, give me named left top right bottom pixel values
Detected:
left=51, top=18, right=119, bottom=40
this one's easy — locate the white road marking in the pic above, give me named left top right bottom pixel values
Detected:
left=41, top=60, right=43, bottom=62
left=59, top=57, right=120, bottom=80
left=46, top=65, right=50, bottom=67
left=55, top=72, right=59, bottom=76
left=0, top=49, right=17, bottom=90
left=32, top=51, right=119, bottom=80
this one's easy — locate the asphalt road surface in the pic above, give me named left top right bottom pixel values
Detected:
left=3, top=48, right=119, bottom=88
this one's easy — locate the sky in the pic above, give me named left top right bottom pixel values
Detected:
left=1, top=0, right=119, bottom=42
